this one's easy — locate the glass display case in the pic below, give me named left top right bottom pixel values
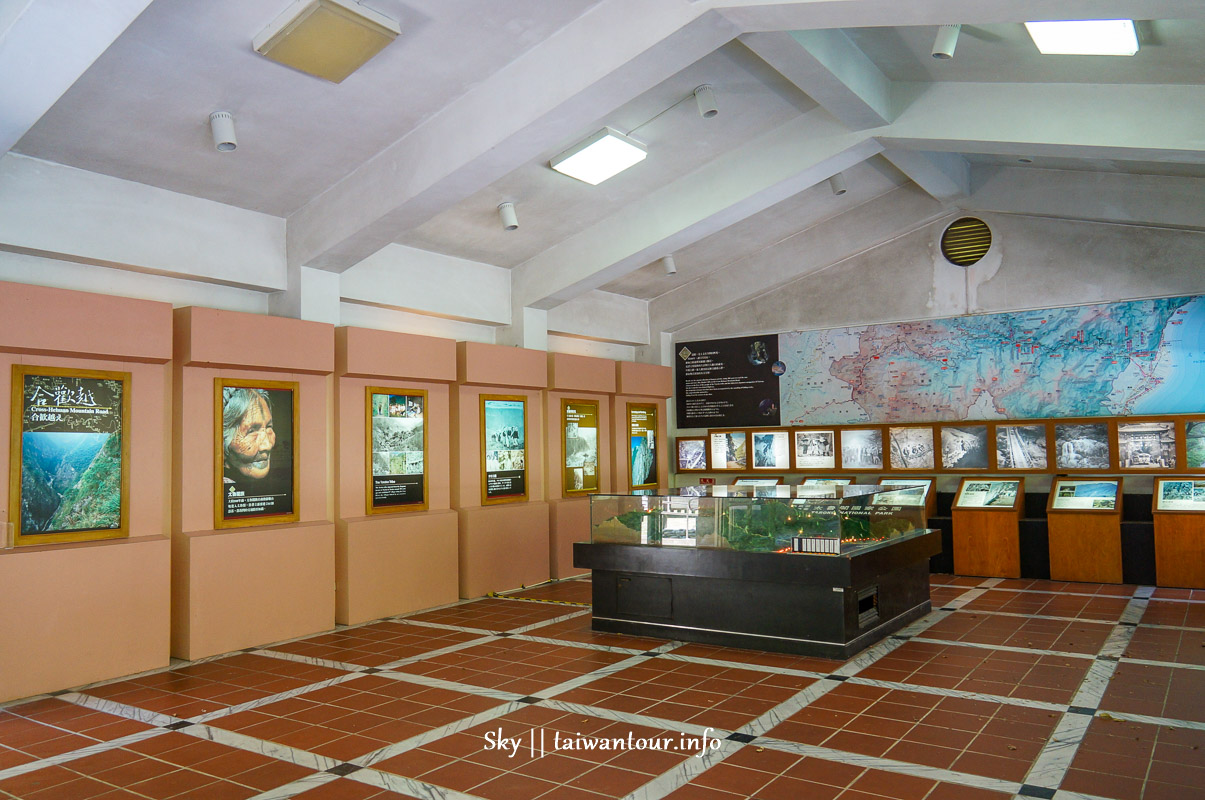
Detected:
left=589, top=485, right=927, bottom=556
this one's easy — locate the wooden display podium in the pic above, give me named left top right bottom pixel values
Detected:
left=1152, top=477, right=1205, bottom=589
left=951, top=477, right=1025, bottom=578
left=1046, top=478, right=1123, bottom=584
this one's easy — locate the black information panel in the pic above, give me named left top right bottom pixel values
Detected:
left=675, top=335, right=781, bottom=428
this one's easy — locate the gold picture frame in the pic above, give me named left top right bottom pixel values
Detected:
left=9, top=365, right=131, bottom=546
left=480, top=394, right=528, bottom=505
left=562, top=398, right=599, bottom=496
left=627, top=402, right=659, bottom=490
left=365, top=387, right=429, bottom=515
left=214, top=378, right=300, bottom=529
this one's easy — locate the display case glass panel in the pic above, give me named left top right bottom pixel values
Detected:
left=482, top=396, right=528, bottom=504
left=940, top=425, right=990, bottom=469
left=793, top=429, right=836, bottom=469
left=216, top=378, right=299, bottom=528
left=1155, top=479, right=1205, bottom=511
left=10, top=365, right=132, bottom=546
left=627, top=403, right=658, bottom=489
left=1050, top=478, right=1119, bottom=511
left=803, top=477, right=852, bottom=486
left=995, top=424, right=1048, bottom=470
left=871, top=479, right=931, bottom=506
left=590, top=486, right=926, bottom=556
left=1187, top=422, right=1205, bottom=469
left=840, top=428, right=882, bottom=469
left=1119, top=421, right=1177, bottom=469
left=709, top=430, right=747, bottom=470
left=888, top=426, right=935, bottom=470
left=955, top=479, right=1021, bottom=508
left=676, top=437, right=708, bottom=471
left=367, top=388, right=427, bottom=513
left=733, top=477, right=781, bottom=486
left=1054, top=423, right=1110, bottom=470
left=751, top=430, right=790, bottom=470
left=563, top=399, right=600, bottom=495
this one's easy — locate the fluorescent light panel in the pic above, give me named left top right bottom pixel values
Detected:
left=1024, top=19, right=1138, bottom=55
left=254, top=0, right=400, bottom=83
left=550, top=127, right=647, bottom=185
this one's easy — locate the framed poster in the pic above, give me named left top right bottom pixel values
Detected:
left=1154, top=478, right=1205, bottom=511
left=563, top=399, right=599, bottom=495
left=955, top=479, right=1021, bottom=509
left=939, top=425, right=990, bottom=470
left=215, top=379, right=299, bottom=528
left=9, top=366, right=131, bottom=546
left=840, top=428, right=883, bottom=469
left=1054, top=423, right=1111, bottom=470
left=793, top=429, right=836, bottom=470
left=676, top=436, right=708, bottom=472
left=366, top=388, right=427, bottom=514
left=888, top=426, right=935, bottom=470
left=1118, top=421, right=1176, bottom=469
left=1050, top=478, right=1120, bottom=511
left=751, top=430, right=790, bottom=470
left=709, top=430, right=747, bottom=470
left=995, top=424, right=1048, bottom=470
left=628, top=403, right=659, bottom=490
left=482, top=396, right=528, bottom=504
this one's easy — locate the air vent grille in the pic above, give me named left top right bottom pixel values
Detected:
left=941, top=217, right=992, bottom=266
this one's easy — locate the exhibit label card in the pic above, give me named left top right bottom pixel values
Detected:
left=368, top=390, right=426, bottom=512
left=956, top=480, right=1020, bottom=508
left=564, top=400, right=599, bottom=494
left=1051, top=479, right=1118, bottom=510
left=1157, top=479, right=1205, bottom=511
left=628, top=403, right=658, bottom=489
left=11, top=366, right=130, bottom=545
left=217, top=380, right=298, bottom=527
left=751, top=430, right=789, bottom=470
left=483, top=397, right=527, bottom=502
left=709, top=431, right=746, bottom=470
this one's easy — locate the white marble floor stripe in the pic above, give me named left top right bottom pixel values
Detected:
left=54, top=691, right=183, bottom=728
left=1136, top=621, right=1205, bottom=632
left=938, top=588, right=991, bottom=609
left=1096, top=709, right=1205, bottom=731
left=386, top=618, right=498, bottom=636
left=374, top=634, right=502, bottom=670
left=1068, top=659, right=1119, bottom=709
left=533, top=653, right=657, bottom=700
left=934, top=607, right=1118, bottom=626
left=0, top=727, right=166, bottom=783
left=247, top=771, right=341, bottom=800
left=1119, top=655, right=1205, bottom=672
left=349, top=764, right=481, bottom=800
left=738, top=676, right=846, bottom=737
left=374, top=669, right=528, bottom=704
left=1052, top=790, right=1117, bottom=800
left=184, top=722, right=341, bottom=772
left=508, top=608, right=593, bottom=635
left=539, top=699, right=735, bottom=741
left=354, top=701, right=526, bottom=768
left=656, top=652, right=826, bottom=680
left=1023, top=709, right=1095, bottom=789
left=753, top=734, right=1023, bottom=795
left=909, top=635, right=1094, bottom=660
left=1119, top=596, right=1149, bottom=626
left=844, top=675, right=1068, bottom=713
left=254, top=647, right=369, bottom=673
left=506, top=633, right=653, bottom=656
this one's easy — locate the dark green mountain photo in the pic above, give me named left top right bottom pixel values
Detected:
left=21, top=431, right=120, bottom=534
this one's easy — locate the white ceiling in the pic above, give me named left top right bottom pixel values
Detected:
left=5, top=0, right=1205, bottom=320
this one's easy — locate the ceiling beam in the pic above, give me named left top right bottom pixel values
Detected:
left=511, top=110, right=882, bottom=311
left=968, top=167, right=1205, bottom=231
left=287, top=0, right=735, bottom=273
left=740, top=29, right=892, bottom=129
left=648, top=183, right=945, bottom=333
left=0, top=0, right=154, bottom=155
left=881, top=149, right=969, bottom=204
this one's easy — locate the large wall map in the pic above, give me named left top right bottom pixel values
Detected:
left=777, top=295, right=1204, bottom=425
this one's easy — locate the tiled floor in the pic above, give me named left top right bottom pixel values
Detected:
left=3, top=575, right=1204, bottom=800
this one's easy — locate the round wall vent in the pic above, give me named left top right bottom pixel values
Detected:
left=940, top=217, right=992, bottom=266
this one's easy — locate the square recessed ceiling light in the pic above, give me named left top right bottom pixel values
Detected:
left=254, top=0, right=400, bottom=83
left=1024, top=19, right=1138, bottom=56
left=550, top=127, right=647, bottom=185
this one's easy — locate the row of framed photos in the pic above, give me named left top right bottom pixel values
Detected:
left=8, top=364, right=664, bottom=547
left=677, top=416, right=1205, bottom=475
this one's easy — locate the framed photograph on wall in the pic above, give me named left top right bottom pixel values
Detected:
left=709, top=430, right=747, bottom=470
left=840, top=428, right=883, bottom=469
left=1053, top=422, right=1110, bottom=470
left=1188, top=420, right=1205, bottom=470
left=751, top=430, right=790, bottom=470
left=481, top=395, right=528, bottom=504
left=939, top=425, right=990, bottom=470
left=676, top=436, right=708, bottom=472
left=215, top=379, right=299, bottom=528
left=628, top=403, right=658, bottom=490
left=1118, top=421, right=1176, bottom=469
left=888, top=425, right=935, bottom=470
left=9, top=365, right=131, bottom=546
left=994, top=423, right=1048, bottom=470
left=793, top=429, right=836, bottom=470
left=563, top=399, right=600, bottom=495
left=366, top=388, right=428, bottom=514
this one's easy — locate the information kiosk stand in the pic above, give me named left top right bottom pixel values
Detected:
left=952, top=477, right=1025, bottom=578
left=1046, top=478, right=1123, bottom=583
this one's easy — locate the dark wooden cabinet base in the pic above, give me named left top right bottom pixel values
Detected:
left=574, top=530, right=941, bottom=660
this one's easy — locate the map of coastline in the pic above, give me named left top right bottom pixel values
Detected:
left=779, top=295, right=1203, bottom=425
